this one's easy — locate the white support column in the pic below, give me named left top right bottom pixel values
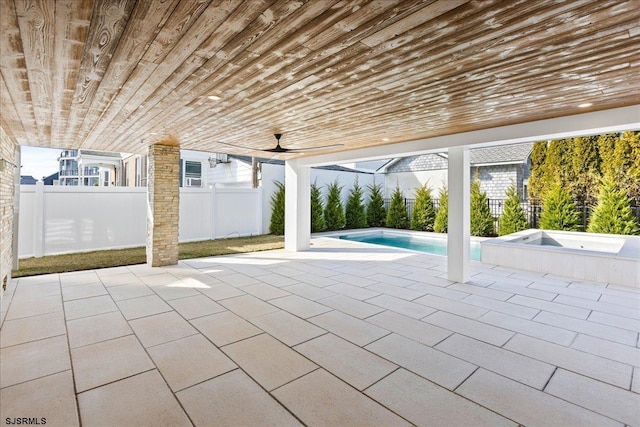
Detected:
left=285, top=160, right=310, bottom=251
left=447, top=146, right=470, bottom=283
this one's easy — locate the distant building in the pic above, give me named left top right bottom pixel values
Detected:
left=380, top=143, right=533, bottom=200
left=20, top=175, right=37, bottom=185
left=58, top=149, right=122, bottom=186
left=43, top=172, right=59, bottom=185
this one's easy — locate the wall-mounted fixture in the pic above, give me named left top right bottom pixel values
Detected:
left=208, top=153, right=231, bottom=168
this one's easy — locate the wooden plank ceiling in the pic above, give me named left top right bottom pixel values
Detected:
left=1, top=0, right=639, bottom=158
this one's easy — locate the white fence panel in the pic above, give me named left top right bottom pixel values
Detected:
left=179, top=188, right=213, bottom=242
left=214, top=187, right=262, bottom=238
left=18, top=184, right=264, bottom=258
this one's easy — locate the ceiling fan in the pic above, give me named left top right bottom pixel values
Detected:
left=217, top=133, right=344, bottom=154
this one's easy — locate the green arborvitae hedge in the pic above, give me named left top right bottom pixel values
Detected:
left=345, top=178, right=367, bottom=229
left=269, top=181, right=285, bottom=235
left=498, top=184, right=528, bottom=236
left=310, top=182, right=325, bottom=233
left=434, top=185, right=448, bottom=233
left=470, top=180, right=495, bottom=237
left=324, top=180, right=346, bottom=231
left=386, top=186, right=408, bottom=229
left=366, top=183, right=386, bottom=227
left=411, top=184, right=436, bottom=231
left=539, top=182, right=580, bottom=231
left=587, top=177, right=639, bottom=235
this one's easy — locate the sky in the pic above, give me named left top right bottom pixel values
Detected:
left=20, top=146, right=62, bottom=180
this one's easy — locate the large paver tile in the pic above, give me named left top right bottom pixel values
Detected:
left=167, top=294, right=225, bottom=319
left=71, top=335, right=154, bottom=392
left=366, top=333, right=476, bottom=390
left=295, top=333, right=396, bottom=390
left=504, top=334, right=633, bottom=389
left=78, top=370, right=190, bottom=427
left=67, top=311, right=132, bottom=348
left=0, top=335, right=70, bottom=388
left=115, top=295, right=172, bottom=320
left=269, top=295, right=332, bottom=318
left=129, top=311, right=198, bottom=348
left=366, top=310, right=452, bottom=346
left=488, top=281, right=557, bottom=301
left=0, top=311, right=66, bottom=348
left=107, top=283, right=154, bottom=301
left=241, top=283, right=290, bottom=300
left=633, top=367, right=640, bottom=394
left=251, top=310, right=325, bottom=346
left=177, top=370, right=301, bottom=426
left=197, top=282, right=245, bottom=300
left=64, top=295, right=117, bottom=320
left=422, top=311, right=514, bottom=346
left=546, top=369, right=640, bottom=426
left=510, top=295, right=591, bottom=319
left=317, top=294, right=384, bottom=319
left=273, top=369, right=410, bottom=426
left=190, top=311, right=262, bottom=346
left=282, top=283, right=336, bottom=300
left=414, top=294, right=488, bottom=318
left=219, top=294, right=279, bottom=319
left=13, top=282, right=60, bottom=300
left=435, top=334, right=555, bottom=389
left=366, top=294, right=436, bottom=319
left=555, top=295, right=640, bottom=320
left=457, top=369, right=621, bottom=427
left=464, top=294, right=540, bottom=319
left=99, top=272, right=143, bottom=288
left=223, top=334, right=316, bottom=391
left=529, top=282, right=602, bottom=300
left=331, top=273, right=377, bottom=288
left=150, top=282, right=201, bottom=301
left=448, top=283, right=513, bottom=301
left=478, top=311, right=576, bottom=345
left=0, top=371, right=78, bottom=427
left=309, top=310, right=388, bottom=346
left=295, top=273, right=339, bottom=288
left=366, top=369, right=516, bottom=427
left=409, top=282, right=470, bottom=300
left=6, top=295, right=63, bottom=320
left=218, top=273, right=260, bottom=287
left=148, top=334, right=236, bottom=392
left=255, top=273, right=299, bottom=288
left=588, top=311, right=640, bottom=332
left=571, top=334, right=640, bottom=367
left=534, top=311, right=637, bottom=346
left=61, top=283, right=107, bottom=301
left=366, top=282, right=425, bottom=300
left=325, top=283, right=381, bottom=300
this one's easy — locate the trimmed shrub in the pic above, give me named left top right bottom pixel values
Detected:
left=434, top=185, right=448, bottom=233
left=498, top=184, right=528, bottom=236
left=345, top=178, right=367, bottom=229
left=470, top=180, right=495, bottom=237
left=411, top=184, right=436, bottom=231
left=269, top=181, right=285, bottom=235
left=386, top=186, right=408, bottom=229
left=539, top=182, right=580, bottom=231
left=310, top=182, right=325, bottom=233
left=324, top=180, right=346, bottom=231
left=587, top=178, right=639, bottom=235
left=366, top=183, right=386, bottom=227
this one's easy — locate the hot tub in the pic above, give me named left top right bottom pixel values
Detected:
left=481, top=229, right=640, bottom=288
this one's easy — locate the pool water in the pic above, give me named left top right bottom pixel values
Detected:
left=339, top=231, right=481, bottom=261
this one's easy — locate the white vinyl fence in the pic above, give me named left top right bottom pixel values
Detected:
left=18, top=183, right=262, bottom=258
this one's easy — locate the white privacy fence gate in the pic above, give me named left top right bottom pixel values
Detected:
left=18, top=183, right=263, bottom=258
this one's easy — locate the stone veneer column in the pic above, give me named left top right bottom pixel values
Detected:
left=0, top=126, right=18, bottom=298
left=147, top=139, right=180, bottom=266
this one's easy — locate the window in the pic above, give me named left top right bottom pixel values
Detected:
left=182, top=160, right=202, bottom=187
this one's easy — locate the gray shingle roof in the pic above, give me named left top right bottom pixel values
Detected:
left=470, top=143, right=533, bottom=165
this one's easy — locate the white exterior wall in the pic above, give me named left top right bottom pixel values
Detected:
left=18, top=185, right=262, bottom=258
left=207, top=158, right=253, bottom=186
left=384, top=170, right=448, bottom=198
left=261, top=163, right=378, bottom=233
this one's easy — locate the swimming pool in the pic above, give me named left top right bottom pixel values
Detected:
left=334, top=230, right=482, bottom=260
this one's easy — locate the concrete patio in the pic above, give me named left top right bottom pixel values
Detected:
left=1, top=237, right=638, bottom=426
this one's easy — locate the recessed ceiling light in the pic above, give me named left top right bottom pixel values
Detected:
left=207, top=95, right=221, bottom=101
left=382, top=137, right=389, bottom=142
left=578, top=102, right=593, bottom=108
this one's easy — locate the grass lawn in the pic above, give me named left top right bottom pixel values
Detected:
left=13, top=235, right=284, bottom=278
